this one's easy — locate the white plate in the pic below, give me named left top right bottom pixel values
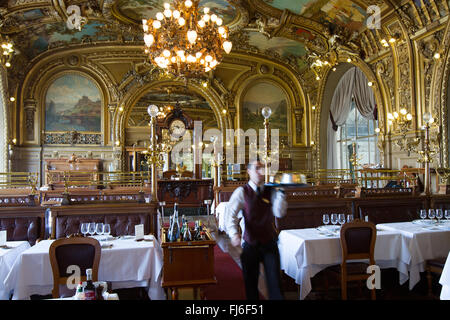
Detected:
left=317, top=225, right=340, bottom=233
left=412, top=219, right=436, bottom=226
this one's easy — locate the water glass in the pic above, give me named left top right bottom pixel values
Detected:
left=338, top=214, right=346, bottom=225
left=420, top=209, right=427, bottom=220
left=428, top=209, right=436, bottom=220
left=88, top=222, right=96, bottom=236
left=80, top=223, right=88, bottom=237
left=322, top=214, right=330, bottom=226
left=436, top=209, right=443, bottom=223
left=331, top=213, right=338, bottom=225
left=347, top=214, right=354, bottom=223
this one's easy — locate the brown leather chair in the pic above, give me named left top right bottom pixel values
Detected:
left=426, top=257, right=447, bottom=298
left=332, top=219, right=377, bottom=300
left=49, top=236, right=101, bottom=298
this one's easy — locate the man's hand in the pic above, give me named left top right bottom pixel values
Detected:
left=231, top=234, right=241, bottom=247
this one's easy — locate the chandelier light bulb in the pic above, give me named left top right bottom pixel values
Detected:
left=163, top=49, right=171, bottom=57
left=187, top=30, right=197, bottom=44
left=178, top=17, right=186, bottom=26
left=216, top=18, right=223, bottom=26
left=423, top=112, right=432, bottom=124
left=198, top=20, right=205, bottom=28
left=196, top=52, right=202, bottom=59
left=5, top=62, right=11, bottom=67
left=406, top=113, right=413, bottom=121
left=223, top=41, right=232, bottom=54
left=204, top=7, right=210, bottom=14
left=400, top=108, right=407, bottom=115
left=144, top=34, right=154, bottom=47
left=164, top=9, right=172, bottom=18
left=205, top=67, right=211, bottom=72
left=177, top=50, right=185, bottom=57
left=211, top=14, right=217, bottom=22
left=393, top=111, right=399, bottom=119
left=218, top=26, right=225, bottom=35
left=164, top=2, right=170, bottom=9
left=153, top=20, right=161, bottom=29
left=156, top=12, right=164, bottom=20
left=173, top=10, right=180, bottom=19
left=185, top=0, right=193, bottom=8
left=187, top=55, right=196, bottom=63
left=203, top=14, right=210, bottom=22
left=205, top=55, right=213, bottom=62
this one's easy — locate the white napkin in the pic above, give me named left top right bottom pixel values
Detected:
left=0, top=230, right=6, bottom=246
left=135, top=224, right=144, bottom=241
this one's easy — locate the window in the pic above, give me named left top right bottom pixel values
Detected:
left=336, top=98, right=379, bottom=170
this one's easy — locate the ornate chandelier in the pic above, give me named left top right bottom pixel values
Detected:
left=142, top=0, right=232, bottom=78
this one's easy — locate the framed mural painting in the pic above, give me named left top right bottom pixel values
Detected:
left=44, top=73, right=103, bottom=144
left=241, top=81, right=289, bottom=138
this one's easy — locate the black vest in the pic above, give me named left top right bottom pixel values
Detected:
left=242, top=184, right=277, bottom=245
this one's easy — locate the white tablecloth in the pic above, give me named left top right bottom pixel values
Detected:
left=439, top=251, right=450, bottom=300
left=377, top=221, right=450, bottom=290
left=0, top=241, right=31, bottom=300
left=278, top=228, right=408, bottom=300
left=215, top=202, right=229, bottom=233
left=4, top=237, right=165, bottom=300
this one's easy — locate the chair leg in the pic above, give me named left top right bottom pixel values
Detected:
left=341, top=275, right=347, bottom=300
left=426, top=267, right=433, bottom=298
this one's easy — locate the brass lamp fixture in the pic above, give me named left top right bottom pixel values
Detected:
left=142, top=0, right=232, bottom=78
left=387, top=108, right=418, bottom=155
left=417, top=112, right=436, bottom=195
left=261, top=106, right=272, bottom=183
left=141, top=104, right=173, bottom=202
left=1, top=36, right=15, bottom=68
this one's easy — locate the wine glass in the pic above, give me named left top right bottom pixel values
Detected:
left=428, top=209, right=436, bottom=221
left=80, top=223, right=88, bottom=237
left=436, top=209, right=443, bottom=224
left=96, top=223, right=104, bottom=240
left=103, top=224, right=111, bottom=244
left=445, top=210, right=450, bottom=221
left=323, top=214, right=330, bottom=226
left=347, top=214, right=354, bottom=223
left=331, top=213, right=338, bottom=226
left=420, top=209, right=427, bottom=220
left=103, top=224, right=111, bottom=240
left=338, top=214, right=346, bottom=226
left=88, top=222, right=96, bottom=237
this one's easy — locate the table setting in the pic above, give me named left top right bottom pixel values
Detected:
left=3, top=223, right=165, bottom=300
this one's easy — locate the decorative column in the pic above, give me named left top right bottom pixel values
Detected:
left=261, top=107, right=272, bottom=183
left=23, top=99, right=36, bottom=142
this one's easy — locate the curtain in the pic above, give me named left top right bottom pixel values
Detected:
left=327, top=67, right=377, bottom=169
left=327, top=68, right=357, bottom=169
left=353, top=67, right=376, bottom=120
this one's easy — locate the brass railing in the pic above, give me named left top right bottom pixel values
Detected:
left=0, top=172, right=38, bottom=193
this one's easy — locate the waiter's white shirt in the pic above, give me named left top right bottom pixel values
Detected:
left=225, top=181, right=287, bottom=241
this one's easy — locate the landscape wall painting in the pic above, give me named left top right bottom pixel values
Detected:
left=45, top=74, right=102, bottom=132
left=241, top=82, right=288, bottom=136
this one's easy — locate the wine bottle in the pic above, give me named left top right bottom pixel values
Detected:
left=194, top=220, right=200, bottom=240
left=183, top=222, right=192, bottom=241
left=167, top=215, right=173, bottom=242
left=173, top=206, right=180, bottom=241
left=84, top=269, right=96, bottom=300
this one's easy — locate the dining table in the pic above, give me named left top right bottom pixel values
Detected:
left=0, top=241, right=31, bottom=300
left=376, top=220, right=450, bottom=290
left=439, top=251, right=450, bottom=300
left=278, top=226, right=409, bottom=300
left=3, top=235, right=165, bottom=300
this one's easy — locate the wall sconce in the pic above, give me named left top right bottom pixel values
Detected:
left=387, top=108, right=418, bottom=155
left=1, top=36, right=15, bottom=68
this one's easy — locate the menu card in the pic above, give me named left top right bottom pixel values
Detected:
left=0, top=230, right=6, bottom=246
left=135, top=224, right=144, bottom=241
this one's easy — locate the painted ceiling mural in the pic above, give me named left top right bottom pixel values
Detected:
left=265, top=0, right=367, bottom=33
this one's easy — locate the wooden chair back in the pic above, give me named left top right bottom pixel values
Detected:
left=49, top=236, right=101, bottom=298
left=340, top=218, right=376, bottom=262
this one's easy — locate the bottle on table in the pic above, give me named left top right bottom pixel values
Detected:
left=183, top=222, right=192, bottom=241
left=74, top=282, right=84, bottom=300
left=84, top=268, right=96, bottom=300
left=173, top=203, right=180, bottom=241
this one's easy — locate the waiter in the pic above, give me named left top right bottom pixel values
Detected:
left=225, top=161, right=287, bottom=300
